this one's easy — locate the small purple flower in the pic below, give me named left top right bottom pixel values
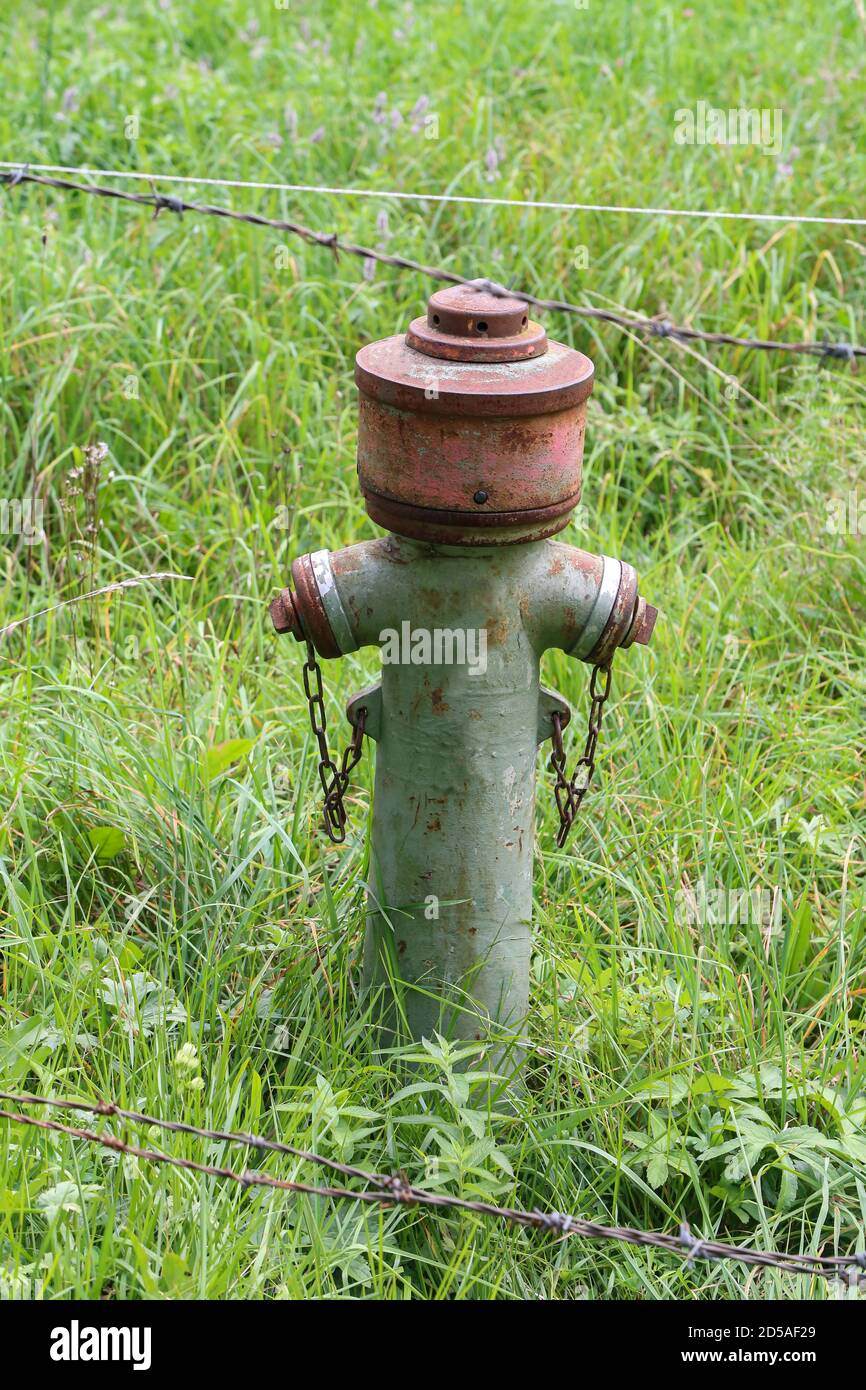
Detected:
left=390, top=107, right=403, bottom=129
left=309, top=126, right=325, bottom=144
left=410, top=95, right=429, bottom=132
left=372, top=92, right=388, bottom=125
left=376, top=209, right=390, bottom=239
left=61, top=86, right=80, bottom=113
left=777, top=145, right=799, bottom=179
left=484, top=147, right=499, bottom=181
left=363, top=256, right=376, bottom=282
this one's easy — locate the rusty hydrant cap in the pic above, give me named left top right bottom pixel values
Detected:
left=354, top=283, right=595, bottom=545
left=356, top=283, right=593, bottom=418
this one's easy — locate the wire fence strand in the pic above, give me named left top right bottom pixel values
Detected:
left=1, top=166, right=861, bottom=364
left=2, top=1091, right=864, bottom=1285
left=3, top=160, right=865, bottom=228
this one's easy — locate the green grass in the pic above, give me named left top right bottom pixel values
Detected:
left=1, top=0, right=865, bottom=1300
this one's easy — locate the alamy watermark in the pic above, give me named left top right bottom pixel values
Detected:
left=825, top=492, right=865, bottom=537
left=675, top=881, right=782, bottom=932
left=379, top=622, right=487, bottom=676
left=0, top=497, right=45, bottom=544
left=674, top=101, right=783, bottom=156
left=1, top=1269, right=43, bottom=1299
left=50, top=1320, right=151, bottom=1370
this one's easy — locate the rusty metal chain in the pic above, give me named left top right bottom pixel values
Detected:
left=550, top=660, right=613, bottom=848
left=301, top=640, right=366, bottom=842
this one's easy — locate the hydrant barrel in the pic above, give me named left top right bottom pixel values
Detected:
left=360, top=544, right=553, bottom=1045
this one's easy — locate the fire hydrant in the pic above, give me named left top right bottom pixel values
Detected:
left=271, top=283, right=657, bottom=1050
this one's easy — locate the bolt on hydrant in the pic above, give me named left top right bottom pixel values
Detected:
left=271, top=283, right=657, bottom=1054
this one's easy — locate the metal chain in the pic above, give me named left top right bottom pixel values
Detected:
left=550, top=660, right=613, bottom=848
left=301, top=640, right=366, bottom=843
left=302, top=635, right=608, bottom=848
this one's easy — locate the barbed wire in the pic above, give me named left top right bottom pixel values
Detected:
left=2, top=1090, right=864, bottom=1285
left=1, top=166, right=861, bottom=364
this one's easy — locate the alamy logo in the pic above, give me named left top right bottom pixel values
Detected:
left=675, top=881, right=782, bottom=930
left=49, top=1320, right=152, bottom=1371
left=379, top=622, right=488, bottom=676
left=826, top=491, right=865, bottom=536
left=674, top=101, right=783, bottom=155
left=0, top=1269, right=43, bottom=1299
left=0, top=497, right=44, bottom=544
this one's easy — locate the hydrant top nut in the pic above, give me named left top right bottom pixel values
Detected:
left=406, top=283, right=549, bottom=363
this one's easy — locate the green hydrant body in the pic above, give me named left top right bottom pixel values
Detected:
left=271, top=284, right=657, bottom=1050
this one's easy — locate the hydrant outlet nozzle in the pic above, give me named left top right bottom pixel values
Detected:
left=270, top=552, right=347, bottom=658
left=574, top=561, right=658, bottom=664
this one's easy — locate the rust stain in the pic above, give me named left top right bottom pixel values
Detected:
left=431, top=688, right=449, bottom=714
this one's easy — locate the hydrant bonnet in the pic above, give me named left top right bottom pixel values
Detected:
left=355, top=283, right=594, bottom=545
